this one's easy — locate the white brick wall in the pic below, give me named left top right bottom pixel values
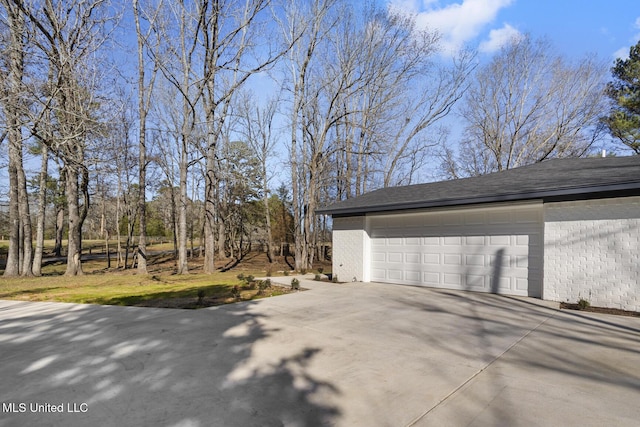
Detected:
left=544, top=196, right=640, bottom=311
left=332, top=216, right=367, bottom=283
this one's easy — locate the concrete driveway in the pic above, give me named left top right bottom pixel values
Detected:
left=1, top=277, right=639, bottom=427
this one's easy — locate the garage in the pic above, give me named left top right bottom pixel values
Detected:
left=319, top=157, right=640, bottom=309
left=367, top=204, right=543, bottom=297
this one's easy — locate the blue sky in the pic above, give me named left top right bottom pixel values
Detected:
left=387, top=0, right=640, bottom=61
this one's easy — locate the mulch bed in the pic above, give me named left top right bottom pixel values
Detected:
left=560, top=302, right=640, bottom=318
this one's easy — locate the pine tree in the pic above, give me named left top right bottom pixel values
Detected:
left=605, top=40, right=640, bottom=154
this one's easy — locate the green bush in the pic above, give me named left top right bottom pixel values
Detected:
left=291, top=278, right=300, bottom=290
left=578, top=298, right=590, bottom=310
left=257, top=279, right=271, bottom=293
left=231, top=285, right=242, bottom=300
left=314, top=274, right=322, bottom=281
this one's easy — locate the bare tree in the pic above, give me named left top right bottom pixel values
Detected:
left=198, top=0, right=290, bottom=273
left=146, top=0, right=203, bottom=274
left=14, top=0, right=117, bottom=276
left=1, top=0, right=32, bottom=277
left=447, top=35, right=608, bottom=177
left=133, top=0, right=161, bottom=274
left=238, top=93, right=278, bottom=263
left=278, top=0, right=339, bottom=271
left=279, top=2, right=469, bottom=269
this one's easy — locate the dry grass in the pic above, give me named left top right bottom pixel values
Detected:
left=0, top=246, right=309, bottom=309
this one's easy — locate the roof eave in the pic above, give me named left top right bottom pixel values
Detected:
left=316, top=182, right=640, bottom=216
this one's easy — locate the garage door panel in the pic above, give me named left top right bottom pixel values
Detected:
left=489, top=235, right=510, bottom=245
left=405, top=253, right=421, bottom=263
left=444, top=254, right=462, bottom=265
left=371, top=251, right=386, bottom=262
left=465, top=254, right=485, bottom=266
left=466, top=235, right=485, bottom=245
left=423, top=237, right=440, bottom=245
left=444, top=273, right=462, bottom=286
left=516, top=255, right=528, bottom=268
left=423, top=271, right=440, bottom=284
left=467, top=274, right=486, bottom=289
left=388, top=269, right=403, bottom=280
left=493, top=274, right=512, bottom=287
left=423, top=253, right=440, bottom=264
left=444, top=236, right=462, bottom=245
left=368, top=205, right=542, bottom=296
left=405, top=270, right=421, bottom=282
left=388, top=252, right=403, bottom=263
left=405, top=237, right=421, bottom=245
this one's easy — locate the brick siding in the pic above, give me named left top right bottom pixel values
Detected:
left=544, top=196, right=640, bottom=312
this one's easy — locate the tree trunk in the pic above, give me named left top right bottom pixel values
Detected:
left=54, top=205, right=65, bottom=257
left=263, top=181, right=274, bottom=264
left=17, top=136, right=33, bottom=276
left=176, top=135, right=189, bottom=274
left=65, top=165, right=84, bottom=276
left=2, top=0, right=26, bottom=277
left=203, top=148, right=216, bottom=273
left=33, top=144, right=48, bottom=276
left=134, top=0, right=153, bottom=275
left=4, top=138, right=21, bottom=277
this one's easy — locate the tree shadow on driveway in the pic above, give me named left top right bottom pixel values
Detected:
left=388, top=287, right=640, bottom=426
left=0, top=300, right=340, bottom=427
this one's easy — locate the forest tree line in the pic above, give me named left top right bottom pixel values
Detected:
left=1, top=0, right=638, bottom=277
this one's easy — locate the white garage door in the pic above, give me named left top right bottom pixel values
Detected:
left=369, top=204, right=543, bottom=297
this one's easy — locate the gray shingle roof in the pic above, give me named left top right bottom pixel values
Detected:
left=317, top=156, right=640, bottom=216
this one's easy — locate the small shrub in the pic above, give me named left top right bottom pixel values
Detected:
left=284, top=270, right=290, bottom=276
left=317, top=267, right=324, bottom=274
left=236, top=273, right=245, bottom=281
left=231, top=285, right=242, bottom=300
left=197, top=289, right=206, bottom=305
left=300, top=268, right=307, bottom=275
left=314, top=274, right=322, bottom=281
left=291, top=278, right=300, bottom=290
left=257, top=279, right=271, bottom=296
left=578, top=298, right=590, bottom=310
left=332, top=275, right=338, bottom=283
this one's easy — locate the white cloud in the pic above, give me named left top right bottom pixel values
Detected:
left=612, top=15, right=640, bottom=60
left=389, top=0, right=515, bottom=54
left=479, top=23, right=522, bottom=53
left=613, top=47, right=629, bottom=61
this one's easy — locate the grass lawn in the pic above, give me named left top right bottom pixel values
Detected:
left=0, top=271, right=294, bottom=309
left=0, top=248, right=298, bottom=309
left=0, top=240, right=329, bottom=309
